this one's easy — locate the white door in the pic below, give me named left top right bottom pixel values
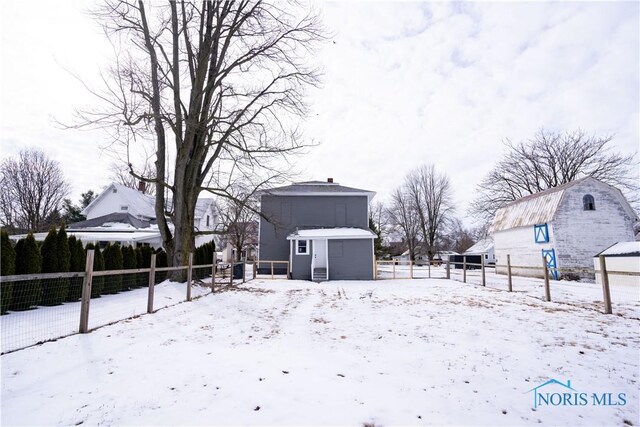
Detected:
left=311, top=239, right=328, bottom=272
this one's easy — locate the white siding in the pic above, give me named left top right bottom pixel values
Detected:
left=593, top=256, right=640, bottom=287
left=85, top=191, right=130, bottom=220
left=553, top=180, right=636, bottom=271
left=494, top=223, right=556, bottom=278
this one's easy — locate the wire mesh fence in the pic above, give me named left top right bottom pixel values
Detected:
left=0, top=251, right=247, bottom=354
left=1, top=273, right=85, bottom=353
left=374, top=256, right=639, bottom=317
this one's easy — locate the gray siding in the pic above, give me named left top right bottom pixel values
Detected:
left=328, top=239, right=374, bottom=280
left=292, top=241, right=312, bottom=281
left=259, top=195, right=369, bottom=262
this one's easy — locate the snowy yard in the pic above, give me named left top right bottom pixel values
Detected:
left=2, top=278, right=638, bottom=426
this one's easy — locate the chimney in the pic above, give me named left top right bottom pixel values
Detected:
left=138, top=181, right=146, bottom=193
left=327, top=178, right=334, bottom=183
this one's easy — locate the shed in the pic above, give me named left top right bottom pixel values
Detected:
left=593, top=242, right=640, bottom=287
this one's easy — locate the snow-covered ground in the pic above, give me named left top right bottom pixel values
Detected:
left=379, top=264, right=640, bottom=318
left=1, top=279, right=212, bottom=354
left=2, top=278, right=638, bottom=426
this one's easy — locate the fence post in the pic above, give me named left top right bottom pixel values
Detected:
left=230, top=263, right=234, bottom=286
left=253, top=262, right=257, bottom=279
left=211, top=252, right=216, bottom=293
left=147, top=253, right=157, bottom=313
left=374, top=259, right=377, bottom=280
left=481, top=255, right=486, bottom=287
left=428, top=260, right=431, bottom=278
left=463, top=256, right=467, bottom=283
left=271, top=261, right=274, bottom=280
left=242, top=261, right=246, bottom=283
left=410, top=260, right=413, bottom=279
left=507, top=254, right=513, bottom=292
left=598, top=255, right=612, bottom=314
left=186, top=253, right=193, bottom=301
left=392, top=260, right=396, bottom=280
left=79, top=249, right=95, bottom=334
left=542, top=255, right=551, bottom=302
left=446, top=260, right=450, bottom=279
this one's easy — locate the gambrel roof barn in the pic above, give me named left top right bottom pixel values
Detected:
left=490, top=177, right=638, bottom=278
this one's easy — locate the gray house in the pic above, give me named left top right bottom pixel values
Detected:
left=259, top=179, right=377, bottom=281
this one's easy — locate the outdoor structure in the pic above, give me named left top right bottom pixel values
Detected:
left=464, top=238, right=495, bottom=265
left=490, top=177, right=638, bottom=278
left=593, top=242, right=640, bottom=287
left=11, top=183, right=220, bottom=249
left=259, top=179, right=376, bottom=281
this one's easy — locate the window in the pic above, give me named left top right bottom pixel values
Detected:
left=296, top=240, right=309, bottom=255
left=484, top=254, right=488, bottom=259
left=534, top=223, right=549, bottom=243
left=583, top=194, right=595, bottom=211
left=206, top=215, right=210, bottom=227
left=120, top=205, right=129, bottom=211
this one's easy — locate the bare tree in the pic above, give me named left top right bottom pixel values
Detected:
left=385, top=187, right=420, bottom=261
left=110, top=161, right=156, bottom=195
left=470, top=129, right=639, bottom=223
left=72, top=1, right=324, bottom=270
left=218, top=194, right=259, bottom=262
left=405, top=165, right=455, bottom=260
left=0, top=148, right=70, bottom=231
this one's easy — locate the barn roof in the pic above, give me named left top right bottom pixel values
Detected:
left=489, top=177, right=637, bottom=233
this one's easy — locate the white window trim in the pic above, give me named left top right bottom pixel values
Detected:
left=296, top=239, right=309, bottom=255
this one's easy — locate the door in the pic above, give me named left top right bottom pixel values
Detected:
left=311, top=239, right=328, bottom=279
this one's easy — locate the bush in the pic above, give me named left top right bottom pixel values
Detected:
left=12, top=234, right=41, bottom=310
left=1, top=229, right=15, bottom=276
left=1, top=229, right=16, bottom=314
left=65, top=236, right=85, bottom=302
left=102, top=243, right=124, bottom=294
left=57, top=224, right=71, bottom=273
left=194, top=241, right=215, bottom=266
left=155, top=249, right=168, bottom=284
left=75, top=239, right=86, bottom=271
left=41, top=226, right=68, bottom=306
left=138, top=246, right=154, bottom=287
left=86, top=244, right=104, bottom=298
left=40, top=226, right=59, bottom=274
left=121, top=245, right=138, bottom=290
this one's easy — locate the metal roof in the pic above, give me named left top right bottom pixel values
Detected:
left=489, top=177, right=638, bottom=233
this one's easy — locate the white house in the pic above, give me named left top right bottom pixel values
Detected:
left=593, top=242, right=640, bottom=288
left=464, top=238, right=495, bottom=265
left=490, top=177, right=637, bottom=279
left=72, top=183, right=218, bottom=248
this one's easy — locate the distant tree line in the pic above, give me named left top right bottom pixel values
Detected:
left=0, top=228, right=215, bottom=314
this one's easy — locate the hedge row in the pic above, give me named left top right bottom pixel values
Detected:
left=2, top=230, right=222, bottom=314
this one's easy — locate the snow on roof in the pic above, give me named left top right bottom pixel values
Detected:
left=69, top=213, right=151, bottom=230
left=287, top=228, right=376, bottom=240
left=596, top=241, right=640, bottom=257
left=464, top=238, right=494, bottom=254
left=83, top=183, right=155, bottom=219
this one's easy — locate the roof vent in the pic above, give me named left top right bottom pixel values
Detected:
left=327, top=178, right=334, bottom=183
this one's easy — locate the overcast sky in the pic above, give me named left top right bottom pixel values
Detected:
left=1, top=1, right=638, bottom=227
